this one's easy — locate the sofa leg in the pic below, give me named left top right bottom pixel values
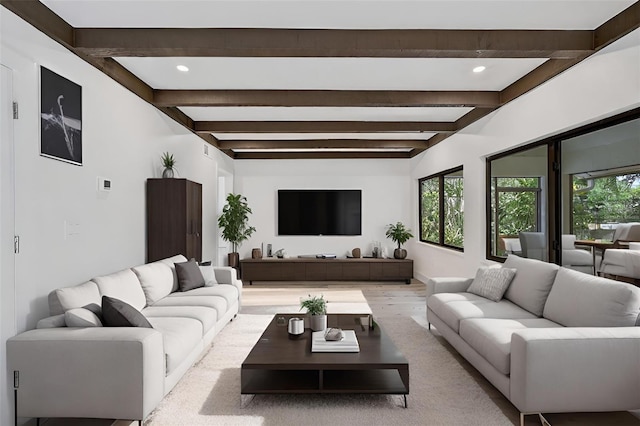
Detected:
left=538, top=413, right=551, bottom=426
left=520, top=412, right=548, bottom=426
left=428, top=322, right=431, bottom=330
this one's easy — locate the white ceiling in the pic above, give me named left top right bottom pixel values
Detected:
left=35, top=0, right=638, bottom=157
left=114, top=57, right=548, bottom=91
left=179, top=106, right=473, bottom=121
left=42, top=1, right=635, bottom=29
left=214, top=132, right=437, bottom=140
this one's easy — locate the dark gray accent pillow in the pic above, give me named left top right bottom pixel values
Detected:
left=101, top=296, right=153, bottom=328
left=82, top=303, right=103, bottom=321
left=175, top=260, right=206, bottom=292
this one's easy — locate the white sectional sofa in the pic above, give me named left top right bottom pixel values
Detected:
left=7, top=254, right=242, bottom=424
left=426, top=255, right=640, bottom=425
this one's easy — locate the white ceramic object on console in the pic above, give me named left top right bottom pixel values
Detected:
left=310, top=314, right=327, bottom=331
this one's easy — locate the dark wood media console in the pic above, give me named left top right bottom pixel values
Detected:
left=240, top=257, right=413, bottom=284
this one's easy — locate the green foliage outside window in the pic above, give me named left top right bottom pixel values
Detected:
left=421, top=178, right=439, bottom=242
left=572, top=173, right=640, bottom=240
left=444, top=176, right=464, bottom=247
left=495, top=178, right=539, bottom=236
left=420, top=170, right=464, bottom=249
left=490, top=177, right=540, bottom=257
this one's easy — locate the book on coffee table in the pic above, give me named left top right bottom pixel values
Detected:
left=311, top=330, right=360, bottom=352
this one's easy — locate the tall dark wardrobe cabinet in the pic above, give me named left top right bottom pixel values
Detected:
left=147, top=178, right=202, bottom=263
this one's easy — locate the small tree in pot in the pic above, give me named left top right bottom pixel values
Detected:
left=385, top=222, right=414, bottom=259
left=300, top=294, right=327, bottom=331
left=218, top=193, right=256, bottom=268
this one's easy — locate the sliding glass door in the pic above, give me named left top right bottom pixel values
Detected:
left=487, top=109, right=640, bottom=271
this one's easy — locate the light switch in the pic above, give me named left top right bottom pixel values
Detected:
left=64, top=220, right=81, bottom=239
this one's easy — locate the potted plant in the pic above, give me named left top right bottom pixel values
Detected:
left=218, top=193, right=256, bottom=268
left=300, top=294, right=327, bottom=331
left=386, top=222, right=414, bottom=259
left=161, top=152, right=176, bottom=178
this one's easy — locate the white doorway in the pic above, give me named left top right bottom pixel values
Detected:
left=1, top=64, right=17, bottom=426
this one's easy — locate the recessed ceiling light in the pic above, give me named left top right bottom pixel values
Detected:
left=176, top=65, right=189, bottom=72
left=473, top=66, right=486, bottom=73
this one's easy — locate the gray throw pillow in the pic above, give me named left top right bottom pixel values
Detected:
left=175, top=260, right=206, bottom=292
left=467, top=267, right=517, bottom=302
left=102, top=296, right=153, bottom=328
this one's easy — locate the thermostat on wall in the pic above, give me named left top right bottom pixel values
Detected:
left=98, top=177, right=112, bottom=192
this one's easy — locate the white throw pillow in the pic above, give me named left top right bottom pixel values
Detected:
left=54, top=281, right=101, bottom=313
left=467, top=267, right=517, bottom=302
left=199, top=265, right=218, bottom=286
left=64, top=308, right=103, bottom=327
left=132, top=261, right=174, bottom=305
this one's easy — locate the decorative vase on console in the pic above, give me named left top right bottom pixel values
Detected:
left=300, top=294, right=327, bottom=332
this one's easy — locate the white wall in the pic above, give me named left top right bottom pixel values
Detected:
left=410, top=29, right=640, bottom=282
left=0, top=10, right=232, bottom=425
left=234, top=159, right=412, bottom=259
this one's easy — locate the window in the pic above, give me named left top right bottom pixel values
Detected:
left=562, top=117, right=640, bottom=242
left=571, top=171, right=640, bottom=240
left=490, top=177, right=543, bottom=257
left=487, top=144, right=548, bottom=261
left=486, top=109, right=639, bottom=268
left=419, top=167, right=464, bottom=249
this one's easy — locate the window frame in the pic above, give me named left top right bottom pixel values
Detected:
left=485, top=107, right=640, bottom=264
left=418, top=165, right=464, bottom=251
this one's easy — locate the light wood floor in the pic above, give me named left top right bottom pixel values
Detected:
left=240, top=279, right=426, bottom=318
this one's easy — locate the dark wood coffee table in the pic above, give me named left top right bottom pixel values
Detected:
left=241, top=313, right=410, bottom=407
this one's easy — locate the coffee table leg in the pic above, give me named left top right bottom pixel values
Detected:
left=240, top=394, right=255, bottom=408
left=404, top=394, right=407, bottom=408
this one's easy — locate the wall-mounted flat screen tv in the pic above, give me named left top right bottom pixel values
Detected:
left=278, top=190, right=362, bottom=236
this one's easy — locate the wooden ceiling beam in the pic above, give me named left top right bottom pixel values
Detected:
left=595, top=1, right=640, bottom=51
left=1, top=0, right=74, bottom=48
left=219, top=139, right=427, bottom=150
left=234, top=151, right=411, bottom=160
left=500, top=58, right=585, bottom=105
left=194, top=121, right=456, bottom=133
left=154, top=90, right=500, bottom=108
left=0, top=1, right=230, bottom=155
left=74, top=28, right=594, bottom=58
left=454, top=107, right=498, bottom=131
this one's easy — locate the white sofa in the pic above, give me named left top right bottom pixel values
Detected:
left=7, top=254, right=242, bottom=424
left=426, top=255, right=640, bottom=425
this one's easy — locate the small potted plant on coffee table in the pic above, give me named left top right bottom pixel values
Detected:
left=300, top=294, right=327, bottom=331
left=386, top=221, right=414, bottom=259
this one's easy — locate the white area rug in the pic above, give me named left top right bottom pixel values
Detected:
left=145, top=313, right=515, bottom=426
